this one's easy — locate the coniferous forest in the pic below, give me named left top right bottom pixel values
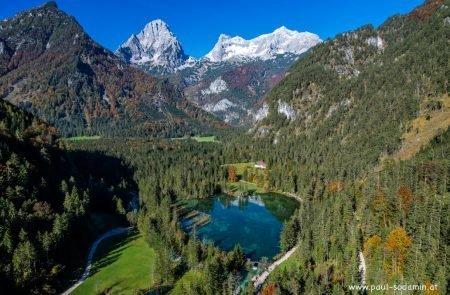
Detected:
left=0, top=0, right=449, bottom=294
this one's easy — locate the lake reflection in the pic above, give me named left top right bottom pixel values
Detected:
left=181, top=193, right=299, bottom=261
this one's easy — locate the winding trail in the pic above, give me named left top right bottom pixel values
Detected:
left=61, top=227, right=132, bottom=295
left=252, top=246, right=298, bottom=290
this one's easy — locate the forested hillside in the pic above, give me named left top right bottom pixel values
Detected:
left=271, top=128, right=449, bottom=293
left=252, top=0, right=449, bottom=191
left=0, top=2, right=226, bottom=137
left=0, top=99, right=134, bottom=293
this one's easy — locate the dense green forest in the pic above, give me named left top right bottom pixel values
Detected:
left=273, top=128, right=449, bottom=294
left=66, top=124, right=448, bottom=294
left=0, top=100, right=134, bottom=293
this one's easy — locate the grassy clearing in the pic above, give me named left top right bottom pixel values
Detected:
left=393, top=95, right=450, bottom=161
left=170, top=136, right=217, bottom=142
left=223, top=162, right=270, bottom=196
left=192, top=136, right=216, bottom=142
left=62, top=135, right=101, bottom=141
left=169, top=270, right=204, bottom=295
left=72, top=231, right=155, bottom=295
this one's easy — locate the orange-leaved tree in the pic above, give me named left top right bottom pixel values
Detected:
left=384, top=227, right=412, bottom=275
left=227, top=165, right=238, bottom=182
left=261, top=284, right=276, bottom=295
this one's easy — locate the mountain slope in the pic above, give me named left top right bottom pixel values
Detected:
left=0, top=2, right=226, bottom=137
left=173, top=54, right=300, bottom=124
left=252, top=0, right=449, bottom=179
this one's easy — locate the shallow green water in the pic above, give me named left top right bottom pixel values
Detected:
left=182, top=193, right=299, bottom=261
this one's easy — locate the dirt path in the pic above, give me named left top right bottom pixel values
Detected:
left=252, top=246, right=298, bottom=290
left=61, top=227, right=132, bottom=295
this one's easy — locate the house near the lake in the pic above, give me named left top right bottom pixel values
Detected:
left=255, top=161, right=267, bottom=169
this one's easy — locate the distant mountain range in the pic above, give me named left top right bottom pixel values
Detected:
left=203, top=27, right=320, bottom=62
left=116, top=20, right=321, bottom=125
left=0, top=2, right=226, bottom=137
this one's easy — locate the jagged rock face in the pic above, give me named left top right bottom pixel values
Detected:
left=204, top=26, right=321, bottom=62
left=115, top=19, right=189, bottom=75
left=0, top=3, right=226, bottom=137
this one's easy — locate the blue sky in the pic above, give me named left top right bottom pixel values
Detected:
left=2, top=0, right=424, bottom=58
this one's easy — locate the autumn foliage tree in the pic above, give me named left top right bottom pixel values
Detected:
left=260, top=284, right=276, bottom=295
left=327, top=181, right=344, bottom=193
left=363, top=235, right=382, bottom=260
left=396, top=186, right=413, bottom=212
left=384, top=227, right=412, bottom=275
left=396, top=186, right=413, bottom=225
left=227, top=165, right=238, bottom=182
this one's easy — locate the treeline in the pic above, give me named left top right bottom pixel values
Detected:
left=0, top=100, right=133, bottom=294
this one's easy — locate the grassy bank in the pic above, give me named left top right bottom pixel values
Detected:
left=72, top=231, right=156, bottom=295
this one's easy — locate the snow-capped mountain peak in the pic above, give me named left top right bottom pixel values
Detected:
left=203, top=26, right=322, bottom=62
left=115, top=19, right=190, bottom=72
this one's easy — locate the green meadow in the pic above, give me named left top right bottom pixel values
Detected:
left=72, top=231, right=156, bottom=295
left=62, top=136, right=101, bottom=141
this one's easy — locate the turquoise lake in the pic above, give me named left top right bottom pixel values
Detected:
left=181, top=193, right=299, bottom=261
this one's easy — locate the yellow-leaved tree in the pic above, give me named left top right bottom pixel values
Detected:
left=384, top=227, right=412, bottom=275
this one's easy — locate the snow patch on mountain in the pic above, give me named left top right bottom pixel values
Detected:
left=204, top=26, right=321, bottom=62
left=201, top=77, right=228, bottom=95
left=175, top=56, right=198, bottom=70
